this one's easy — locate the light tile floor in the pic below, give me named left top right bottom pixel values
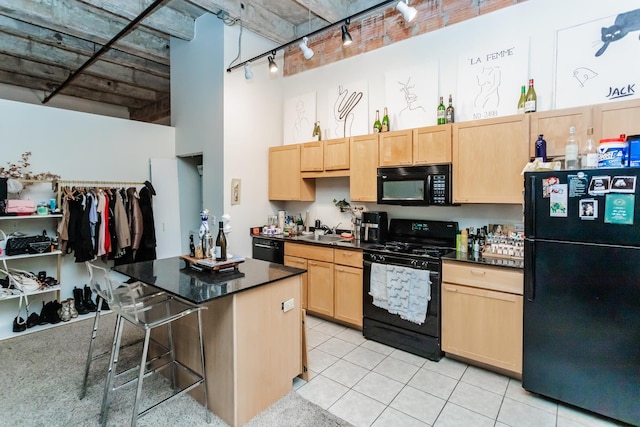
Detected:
left=294, top=316, right=627, bottom=427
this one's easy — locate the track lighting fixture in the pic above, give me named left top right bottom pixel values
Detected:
left=299, top=37, right=314, bottom=59
left=341, top=19, right=353, bottom=46
left=396, top=1, right=417, bottom=22
left=244, top=63, right=253, bottom=79
left=268, top=51, right=278, bottom=73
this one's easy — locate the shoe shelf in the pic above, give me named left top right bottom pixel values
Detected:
left=0, top=214, right=63, bottom=221
left=0, top=284, right=61, bottom=301
left=1, top=310, right=110, bottom=340
left=0, top=250, right=63, bottom=261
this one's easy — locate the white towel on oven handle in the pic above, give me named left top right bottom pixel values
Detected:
left=386, top=265, right=411, bottom=316
left=405, top=269, right=431, bottom=325
left=369, top=262, right=388, bottom=309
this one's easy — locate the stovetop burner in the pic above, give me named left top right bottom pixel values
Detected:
left=366, top=241, right=453, bottom=258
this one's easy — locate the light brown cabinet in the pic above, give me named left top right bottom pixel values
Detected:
left=324, top=138, right=350, bottom=171
left=333, top=249, right=363, bottom=327
left=379, top=129, right=413, bottom=166
left=350, top=134, right=379, bottom=202
left=441, top=260, right=523, bottom=375
left=284, top=255, right=308, bottom=309
left=300, top=142, right=323, bottom=172
left=268, top=145, right=315, bottom=201
left=529, top=106, right=591, bottom=159
left=453, top=114, right=529, bottom=204
left=413, top=124, right=452, bottom=164
left=593, top=97, right=640, bottom=140
left=285, top=242, right=363, bottom=328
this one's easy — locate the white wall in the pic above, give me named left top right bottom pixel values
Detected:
left=223, top=0, right=636, bottom=235
left=0, top=98, right=176, bottom=305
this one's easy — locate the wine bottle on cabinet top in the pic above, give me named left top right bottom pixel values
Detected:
left=437, top=96, right=446, bottom=125
left=382, top=107, right=390, bottom=132
left=517, top=85, right=526, bottom=114
left=445, top=94, right=455, bottom=124
left=524, top=79, right=537, bottom=113
left=373, top=110, right=382, bottom=133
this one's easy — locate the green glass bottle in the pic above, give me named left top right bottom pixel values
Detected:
left=373, top=110, right=382, bottom=133
left=517, top=85, right=526, bottom=114
left=437, top=96, right=446, bottom=125
left=382, top=107, right=390, bottom=132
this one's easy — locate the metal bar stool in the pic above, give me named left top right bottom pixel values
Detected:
left=99, top=272, right=210, bottom=426
left=80, top=261, right=166, bottom=400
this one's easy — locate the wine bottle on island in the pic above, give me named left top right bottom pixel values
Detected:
left=517, top=85, right=526, bottom=114
left=373, top=110, right=382, bottom=133
left=382, top=107, right=390, bottom=132
left=189, top=234, right=196, bottom=257
left=524, top=79, right=537, bottom=113
left=215, top=221, right=227, bottom=261
left=437, top=96, right=446, bottom=125
left=445, top=94, right=455, bottom=124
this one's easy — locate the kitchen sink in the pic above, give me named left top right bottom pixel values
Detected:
left=298, top=234, right=351, bottom=244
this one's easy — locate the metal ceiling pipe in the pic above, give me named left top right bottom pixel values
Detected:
left=43, top=0, right=168, bottom=104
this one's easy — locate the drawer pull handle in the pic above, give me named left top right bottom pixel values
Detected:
left=444, top=286, right=457, bottom=292
left=470, top=269, right=486, bottom=276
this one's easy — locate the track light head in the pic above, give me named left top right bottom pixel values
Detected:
left=268, top=52, right=278, bottom=73
left=299, top=37, right=314, bottom=60
left=244, top=63, right=253, bottom=79
left=341, top=20, right=353, bottom=46
left=397, top=1, right=417, bottom=22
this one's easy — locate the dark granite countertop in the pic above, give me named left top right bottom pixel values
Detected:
left=442, top=251, right=524, bottom=270
left=113, top=257, right=306, bottom=305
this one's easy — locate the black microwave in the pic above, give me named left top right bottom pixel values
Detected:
left=377, top=164, right=453, bottom=206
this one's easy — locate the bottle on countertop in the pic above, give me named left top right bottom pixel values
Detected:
left=565, top=126, right=580, bottom=170
left=215, top=221, right=227, bottom=261
left=460, top=229, right=468, bottom=253
left=581, top=127, right=598, bottom=169
left=535, top=134, right=547, bottom=161
left=445, top=94, right=455, bottom=124
left=524, top=79, right=537, bottom=113
left=517, top=85, right=526, bottom=114
left=373, top=110, right=382, bottom=133
left=189, top=234, right=196, bottom=257
left=382, top=107, right=390, bottom=132
left=437, top=96, right=446, bottom=125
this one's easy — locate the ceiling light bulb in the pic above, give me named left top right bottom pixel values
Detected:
left=268, top=55, right=278, bottom=73
left=244, top=63, right=253, bottom=79
left=341, top=25, right=353, bottom=46
left=397, top=1, right=417, bottom=22
left=299, top=37, right=314, bottom=60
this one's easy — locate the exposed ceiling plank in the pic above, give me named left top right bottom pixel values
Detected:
left=184, top=0, right=296, bottom=44
left=294, top=0, right=344, bottom=23
left=0, top=69, right=150, bottom=108
left=129, top=95, right=170, bottom=123
left=0, top=54, right=160, bottom=101
left=76, top=0, right=195, bottom=40
left=0, top=14, right=169, bottom=77
left=0, top=0, right=170, bottom=63
left=0, top=31, right=170, bottom=92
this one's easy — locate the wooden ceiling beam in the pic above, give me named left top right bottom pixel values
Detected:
left=0, top=31, right=169, bottom=92
left=185, top=0, right=296, bottom=44
left=0, top=0, right=170, bottom=64
left=0, top=15, right=169, bottom=77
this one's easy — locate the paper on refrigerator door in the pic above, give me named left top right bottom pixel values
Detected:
left=550, top=184, right=568, bottom=217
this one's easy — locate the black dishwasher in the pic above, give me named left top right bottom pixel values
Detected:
left=251, top=237, right=284, bottom=264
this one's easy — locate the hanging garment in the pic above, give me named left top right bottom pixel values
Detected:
left=126, top=187, right=143, bottom=251
left=113, top=189, right=130, bottom=253
left=134, top=185, right=157, bottom=262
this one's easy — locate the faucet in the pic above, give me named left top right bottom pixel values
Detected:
left=330, top=223, right=342, bottom=235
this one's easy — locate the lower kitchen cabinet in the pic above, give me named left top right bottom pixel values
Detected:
left=284, top=255, right=308, bottom=309
left=284, top=242, right=363, bottom=328
left=441, top=260, right=523, bottom=375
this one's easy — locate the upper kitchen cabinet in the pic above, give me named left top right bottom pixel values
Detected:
left=300, top=142, right=323, bottom=172
left=413, top=125, right=452, bottom=164
left=300, top=137, right=350, bottom=178
left=453, top=115, right=529, bottom=204
left=269, top=145, right=315, bottom=201
left=529, top=106, right=591, bottom=159
left=379, top=129, right=413, bottom=166
left=350, top=134, right=379, bottom=202
left=593, top=98, right=640, bottom=140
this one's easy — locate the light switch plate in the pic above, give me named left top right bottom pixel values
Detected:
left=282, top=298, right=294, bottom=312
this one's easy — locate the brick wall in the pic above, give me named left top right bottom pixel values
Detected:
left=283, top=0, right=526, bottom=77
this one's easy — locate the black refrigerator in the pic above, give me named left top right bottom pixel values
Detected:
left=523, top=167, right=640, bottom=426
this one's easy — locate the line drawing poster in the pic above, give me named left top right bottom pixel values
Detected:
left=556, top=8, right=640, bottom=109
left=326, top=80, right=368, bottom=139
left=457, top=39, right=528, bottom=122
left=283, top=92, right=316, bottom=145
left=385, top=62, right=438, bottom=129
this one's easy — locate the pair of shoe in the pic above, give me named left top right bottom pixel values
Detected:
left=57, top=298, right=79, bottom=322
left=73, top=286, right=97, bottom=315
left=39, top=300, right=62, bottom=325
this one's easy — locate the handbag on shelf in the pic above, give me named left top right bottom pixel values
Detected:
left=0, top=267, right=42, bottom=292
left=12, top=293, right=28, bottom=333
left=5, top=230, right=51, bottom=256
left=5, top=199, right=36, bottom=215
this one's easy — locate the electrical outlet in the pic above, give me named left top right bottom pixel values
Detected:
left=281, top=298, right=294, bottom=312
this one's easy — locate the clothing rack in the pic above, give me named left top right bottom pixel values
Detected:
left=55, top=180, right=146, bottom=209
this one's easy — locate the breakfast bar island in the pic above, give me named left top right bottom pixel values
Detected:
left=114, top=257, right=305, bottom=426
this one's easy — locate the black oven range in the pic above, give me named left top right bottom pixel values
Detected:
left=363, top=218, right=458, bottom=361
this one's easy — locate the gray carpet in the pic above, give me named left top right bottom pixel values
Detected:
left=0, top=312, right=353, bottom=427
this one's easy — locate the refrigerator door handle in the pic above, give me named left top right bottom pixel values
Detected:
left=525, top=175, right=536, bottom=238
left=524, top=239, right=535, bottom=301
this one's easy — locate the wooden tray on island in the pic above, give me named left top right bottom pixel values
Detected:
left=180, top=254, right=245, bottom=272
